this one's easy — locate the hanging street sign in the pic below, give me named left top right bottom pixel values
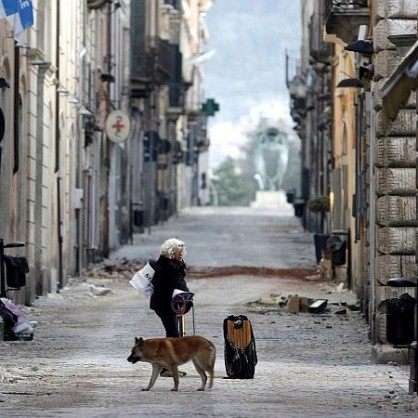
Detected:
left=105, top=110, right=131, bottom=143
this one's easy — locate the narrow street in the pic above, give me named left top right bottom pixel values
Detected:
left=1, top=207, right=418, bottom=417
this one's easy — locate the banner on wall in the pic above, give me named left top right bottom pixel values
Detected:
left=0, top=0, right=34, bottom=42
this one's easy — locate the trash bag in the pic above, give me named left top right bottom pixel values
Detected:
left=0, top=300, right=18, bottom=340
left=378, top=293, right=416, bottom=345
left=4, top=255, right=29, bottom=288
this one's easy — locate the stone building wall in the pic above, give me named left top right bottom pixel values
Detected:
left=372, top=0, right=418, bottom=346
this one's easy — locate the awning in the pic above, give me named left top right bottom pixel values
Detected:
left=380, top=40, right=418, bottom=121
left=0, top=0, right=34, bottom=43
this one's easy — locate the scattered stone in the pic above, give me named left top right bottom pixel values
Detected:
left=336, top=283, right=345, bottom=293
left=288, top=296, right=301, bottom=313
left=334, top=309, right=347, bottom=315
left=89, top=285, right=112, bottom=296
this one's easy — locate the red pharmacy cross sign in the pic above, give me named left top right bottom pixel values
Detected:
left=105, top=110, right=131, bottom=143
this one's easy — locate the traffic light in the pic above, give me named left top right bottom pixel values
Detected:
left=143, top=131, right=159, bottom=162
left=201, top=98, right=219, bottom=116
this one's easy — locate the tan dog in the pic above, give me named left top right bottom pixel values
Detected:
left=127, top=336, right=216, bottom=391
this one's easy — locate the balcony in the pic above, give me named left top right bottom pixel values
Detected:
left=310, top=13, right=332, bottom=64
left=151, top=37, right=172, bottom=84
left=163, top=0, right=179, bottom=8
left=130, top=37, right=172, bottom=98
left=325, top=0, right=369, bottom=44
left=168, top=82, right=185, bottom=113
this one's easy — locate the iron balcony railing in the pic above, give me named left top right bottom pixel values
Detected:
left=163, top=0, right=179, bottom=8
left=168, top=82, right=185, bottom=109
left=325, top=0, right=368, bottom=14
left=309, top=13, right=332, bottom=64
left=151, top=37, right=172, bottom=83
left=131, top=36, right=172, bottom=85
left=324, top=0, right=369, bottom=43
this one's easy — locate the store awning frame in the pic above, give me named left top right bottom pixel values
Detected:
left=381, top=40, right=418, bottom=122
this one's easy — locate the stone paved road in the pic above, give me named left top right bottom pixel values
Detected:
left=1, top=207, right=418, bottom=417
left=110, top=206, right=314, bottom=269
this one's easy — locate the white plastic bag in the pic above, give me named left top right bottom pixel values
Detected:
left=129, top=263, right=155, bottom=300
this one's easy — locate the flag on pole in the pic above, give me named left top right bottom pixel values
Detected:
left=0, top=0, right=34, bottom=43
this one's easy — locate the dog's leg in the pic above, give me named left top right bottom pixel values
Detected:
left=208, top=367, right=214, bottom=389
left=169, top=365, right=180, bottom=391
left=192, top=358, right=207, bottom=391
left=142, top=364, right=161, bottom=391
left=207, top=346, right=216, bottom=389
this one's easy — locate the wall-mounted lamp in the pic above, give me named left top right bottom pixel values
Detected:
left=57, top=85, right=69, bottom=95
left=337, top=78, right=363, bottom=88
left=68, top=96, right=80, bottom=105
left=344, top=39, right=373, bottom=55
left=0, top=78, right=10, bottom=89
left=79, top=106, right=94, bottom=117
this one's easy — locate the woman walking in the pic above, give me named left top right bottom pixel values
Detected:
left=149, top=238, right=190, bottom=339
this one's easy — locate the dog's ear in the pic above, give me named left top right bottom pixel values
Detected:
left=135, top=337, right=144, bottom=345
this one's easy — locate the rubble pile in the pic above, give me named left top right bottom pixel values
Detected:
left=246, top=284, right=361, bottom=316
left=82, top=258, right=146, bottom=281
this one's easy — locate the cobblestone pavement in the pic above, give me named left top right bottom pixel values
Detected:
left=1, top=207, right=418, bottom=417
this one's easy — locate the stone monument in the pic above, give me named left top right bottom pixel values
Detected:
left=251, top=127, right=291, bottom=209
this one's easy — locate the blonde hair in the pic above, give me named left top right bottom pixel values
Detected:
left=160, top=238, right=186, bottom=259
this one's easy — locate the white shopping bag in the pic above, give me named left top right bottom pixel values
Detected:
left=129, top=263, right=155, bottom=300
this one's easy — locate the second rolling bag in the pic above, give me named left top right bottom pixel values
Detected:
left=223, top=314, right=257, bottom=379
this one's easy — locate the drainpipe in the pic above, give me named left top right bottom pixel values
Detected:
left=57, top=177, right=63, bottom=291
left=90, top=168, right=97, bottom=249
left=56, top=0, right=64, bottom=291
left=366, top=91, right=376, bottom=343
left=13, top=43, right=19, bottom=174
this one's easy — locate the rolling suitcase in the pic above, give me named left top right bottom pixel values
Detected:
left=223, top=314, right=257, bottom=379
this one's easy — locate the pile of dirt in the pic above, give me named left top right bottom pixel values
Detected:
left=81, top=259, right=317, bottom=282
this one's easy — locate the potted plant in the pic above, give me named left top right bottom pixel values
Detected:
left=307, top=195, right=330, bottom=213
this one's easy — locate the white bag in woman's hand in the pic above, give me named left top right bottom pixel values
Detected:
left=129, top=263, right=155, bottom=300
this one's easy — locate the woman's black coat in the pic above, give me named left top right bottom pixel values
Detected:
left=149, top=256, right=189, bottom=313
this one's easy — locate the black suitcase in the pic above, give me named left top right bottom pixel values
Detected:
left=223, top=314, right=257, bottom=379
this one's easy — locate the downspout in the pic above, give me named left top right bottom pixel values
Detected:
left=102, top=1, right=112, bottom=255
left=13, top=43, right=19, bottom=174
left=56, top=0, right=64, bottom=291
left=366, top=91, right=376, bottom=343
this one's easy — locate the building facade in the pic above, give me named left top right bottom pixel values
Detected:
left=0, top=0, right=213, bottom=304
left=288, top=0, right=418, bottom=394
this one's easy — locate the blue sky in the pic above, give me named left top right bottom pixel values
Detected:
left=202, top=0, right=301, bottom=167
